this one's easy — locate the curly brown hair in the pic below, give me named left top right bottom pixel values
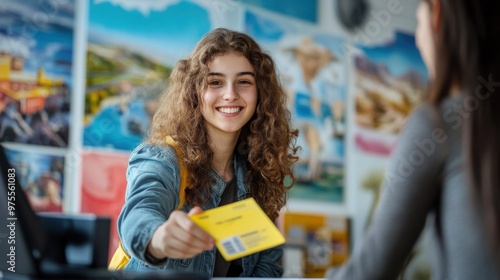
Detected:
left=147, top=28, right=299, bottom=221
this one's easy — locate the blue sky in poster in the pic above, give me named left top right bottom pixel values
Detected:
left=237, top=0, right=317, bottom=23
left=0, top=0, right=74, bottom=85
left=89, top=0, right=211, bottom=62
left=358, top=32, right=428, bottom=80
left=245, top=10, right=345, bottom=58
left=244, top=10, right=288, bottom=42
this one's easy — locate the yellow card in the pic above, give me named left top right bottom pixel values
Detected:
left=189, top=197, right=285, bottom=261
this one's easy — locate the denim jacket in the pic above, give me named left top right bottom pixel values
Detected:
left=117, top=143, right=283, bottom=278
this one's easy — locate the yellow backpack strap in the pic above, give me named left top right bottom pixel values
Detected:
left=165, top=135, right=187, bottom=210
left=108, top=137, right=188, bottom=270
left=109, top=242, right=130, bottom=269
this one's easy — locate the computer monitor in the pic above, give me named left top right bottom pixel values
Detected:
left=0, top=143, right=209, bottom=280
left=36, top=212, right=111, bottom=270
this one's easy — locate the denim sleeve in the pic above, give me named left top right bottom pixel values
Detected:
left=251, top=244, right=284, bottom=277
left=117, top=143, right=181, bottom=267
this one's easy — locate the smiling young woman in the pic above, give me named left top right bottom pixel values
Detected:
left=117, top=28, right=300, bottom=278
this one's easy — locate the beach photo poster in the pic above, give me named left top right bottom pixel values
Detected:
left=245, top=8, right=346, bottom=203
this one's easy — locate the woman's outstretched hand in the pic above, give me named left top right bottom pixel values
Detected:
left=147, top=206, right=215, bottom=260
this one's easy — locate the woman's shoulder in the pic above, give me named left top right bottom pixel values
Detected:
left=129, top=142, right=178, bottom=165
left=402, top=102, right=436, bottom=132
left=408, top=96, right=464, bottom=126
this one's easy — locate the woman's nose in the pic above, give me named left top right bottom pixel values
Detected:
left=222, top=84, right=239, bottom=100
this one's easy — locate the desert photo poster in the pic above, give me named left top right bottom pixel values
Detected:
left=245, top=7, right=347, bottom=203
left=353, top=31, right=428, bottom=157
left=0, top=0, right=74, bottom=147
left=84, top=0, right=215, bottom=151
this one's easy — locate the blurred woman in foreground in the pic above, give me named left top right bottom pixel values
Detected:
left=329, top=0, right=500, bottom=279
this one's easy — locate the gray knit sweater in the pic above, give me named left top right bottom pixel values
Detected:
left=329, top=97, right=499, bottom=279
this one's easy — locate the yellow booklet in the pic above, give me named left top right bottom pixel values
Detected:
left=189, top=197, right=285, bottom=261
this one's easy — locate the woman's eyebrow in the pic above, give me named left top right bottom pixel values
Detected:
left=237, top=71, right=255, bottom=77
left=207, top=71, right=255, bottom=77
left=207, top=72, right=224, bottom=77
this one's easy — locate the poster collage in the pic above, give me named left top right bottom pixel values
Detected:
left=0, top=0, right=428, bottom=276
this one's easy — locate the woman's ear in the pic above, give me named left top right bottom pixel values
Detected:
left=430, top=0, right=442, bottom=32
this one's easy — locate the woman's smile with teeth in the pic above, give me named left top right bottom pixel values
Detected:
left=218, top=107, right=241, bottom=114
